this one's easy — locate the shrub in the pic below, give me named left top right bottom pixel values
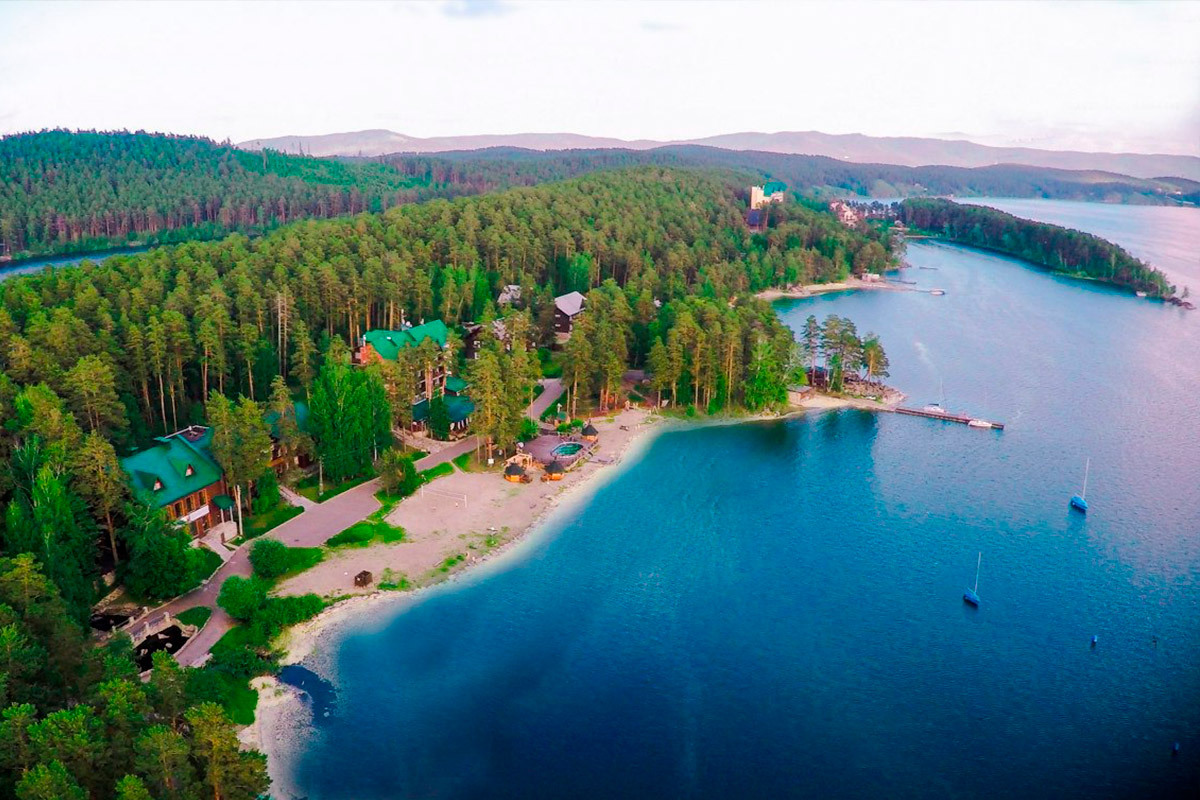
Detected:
left=518, top=417, right=540, bottom=442
left=217, top=576, right=269, bottom=622
left=249, top=539, right=290, bottom=581
left=176, top=606, right=212, bottom=629
left=252, top=470, right=281, bottom=515
left=251, top=594, right=325, bottom=640
left=378, top=449, right=420, bottom=497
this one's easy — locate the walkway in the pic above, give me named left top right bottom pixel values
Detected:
left=156, top=378, right=564, bottom=666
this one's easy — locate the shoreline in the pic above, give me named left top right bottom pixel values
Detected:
left=251, top=407, right=670, bottom=794
left=755, top=276, right=911, bottom=301
left=248, top=396, right=898, bottom=796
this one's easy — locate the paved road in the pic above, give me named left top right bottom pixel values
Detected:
left=159, top=379, right=564, bottom=666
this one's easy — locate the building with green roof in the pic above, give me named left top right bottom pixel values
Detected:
left=120, top=426, right=231, bottom=537
left=354, top=321, right=474, bottom=437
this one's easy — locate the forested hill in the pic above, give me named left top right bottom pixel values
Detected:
left=3, top=130, right=1191, bottom=264
left=394, top=146, right=1192, bottom=207
left=0, top=130, right=475, bottom=261
left=896, top=198, right=1175, bottom=298
left=0, top=166, right=888, bottom=451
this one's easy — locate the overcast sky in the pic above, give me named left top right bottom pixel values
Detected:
left=1, top=0, right=1197, bottom=154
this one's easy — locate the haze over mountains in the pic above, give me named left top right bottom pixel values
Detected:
left=238, top=129, right=1200, bottom=181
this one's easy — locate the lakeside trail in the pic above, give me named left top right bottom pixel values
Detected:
left=142, top=379, right=567, bottom=668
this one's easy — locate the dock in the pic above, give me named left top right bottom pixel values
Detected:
left=894, top=406, right=1005, bottom=430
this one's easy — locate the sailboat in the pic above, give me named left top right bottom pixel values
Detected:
left=924, top=379, right=946, bottom=413
left=963, top=552, right=981, bottom=606
left=1070, top=458, right=1090, bottom=512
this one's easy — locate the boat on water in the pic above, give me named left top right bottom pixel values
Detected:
left=1070, top=458, right=1090, bottom=512
left=1136, top=291, right=1148, bottom=298
left=963, top=552, right=982, bottom=606
left=923, top=380, right=946, bottom=414
left=967, top=419, right=993, bottom=429
left=930, top=288, right=946, bottom=296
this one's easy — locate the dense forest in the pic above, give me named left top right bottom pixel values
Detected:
left=3, top=130, right=1191, bottom=262
left=405, top=145, right=1194, bottom=207
left=0, top=130, right=475, bottom=261
left=894, top=198, right=1175, bottom=297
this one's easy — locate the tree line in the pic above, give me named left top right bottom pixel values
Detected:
left=893, top=198, right=1175, bottom=297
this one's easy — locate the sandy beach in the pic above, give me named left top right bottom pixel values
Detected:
left=253, top=407, right=665, bottom=793
left=755, top=277, right=910, bottom=301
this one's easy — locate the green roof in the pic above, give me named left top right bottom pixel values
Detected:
left=763, top=180, right=788, bottom=195
left=445, top=375, right=469, bottom=394
left=363, top=321, right=449, bottom=361
left=412, top=395, right=476, bottom=425
left=121, top=428, right=223, bottom=508
left=266, top=401, right=309, bottom=439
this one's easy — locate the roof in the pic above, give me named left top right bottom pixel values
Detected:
left=121, top=426, right=223, bottom=507
left=554, top=291, right=586, bottom=317
left=747, top=209, right=763, bottom=226
left=763, top=180, right=787, bottom=195
left=412, top=394, right=476, bottom=425
left=362, top=321, right=449, bottom=361
left=266, top=401, right=309, bottom=439
left=445, top=375, right=469, bottom=394
left=545, top=460, right=566, bottom=474
left=498, top=285, right=521, bottom=305
left=504, top=463, right=526, bottom=476
left=582, top=422, right=598, bottom=436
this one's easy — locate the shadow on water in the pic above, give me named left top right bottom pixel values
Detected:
left=279, top=665, right=337, bottom=721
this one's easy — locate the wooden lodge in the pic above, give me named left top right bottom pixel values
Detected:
left=266, top=401, right=314, bottom=477
left=120, top=426, right=234, bottom=537
left=554, top=291, right=586, bottom=335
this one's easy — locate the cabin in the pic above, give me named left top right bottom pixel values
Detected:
left=581, top=422, right=599, bottom=442
left=266, top=401, right=313, bottom=477
left=746, top=208, right=765, bottom=232
left=787, top=384, right=815, bottom=406
left=497, top=284, right=522, bottom=306
left=750, top=181, right=787, bottom=210
left=356, top=321, right=474, bottom=435
left=829, top=200, right=862, bottom=227
left=543, top=460, right=566, bottom=481
left=554, top=291, right=586, bottom=335
left=463, top=319, right=512, bottom=360
left=120, top=426, right=233, bottom=538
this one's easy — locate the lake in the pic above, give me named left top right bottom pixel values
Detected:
left=279, top=207, right=1200, bottom=799
left=0, top=245, right=152, bottom=282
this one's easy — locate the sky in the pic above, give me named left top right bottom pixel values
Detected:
left=0, top=0, right=1198, bottom=155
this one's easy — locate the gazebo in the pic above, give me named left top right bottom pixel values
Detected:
left=504, top=462, right=528, bottom=483
left=581, top=422, right=599, bottom=442
left=543, top=460, right=566, bottom=481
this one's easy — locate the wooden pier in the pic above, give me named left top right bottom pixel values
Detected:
left=894, top=406, right=1005, bottom=430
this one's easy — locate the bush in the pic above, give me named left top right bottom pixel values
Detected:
left=252, top=470, right=281, bottom=515
left=250, top=594, right=325, bottom=640
left=518, top=417, right=540, bottom=442
left=217, top=576, right=269, bottom=622
left=419, top=462, right=453, bottom=483
left=378, top=449, right=420, bottom=497
left=249, top=539, right=290, bottom=581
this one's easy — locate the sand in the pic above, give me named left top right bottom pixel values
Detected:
left=755, top=277, right=910, bottom=301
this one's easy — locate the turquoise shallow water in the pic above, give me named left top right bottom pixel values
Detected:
left=284, top=213, right=1200, bottom=799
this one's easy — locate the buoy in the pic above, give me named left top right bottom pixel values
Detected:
left=1091, top=635, right=1098, bottom=647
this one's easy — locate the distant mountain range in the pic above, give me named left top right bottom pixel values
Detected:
left=238, top=129, right=1200, bottom=181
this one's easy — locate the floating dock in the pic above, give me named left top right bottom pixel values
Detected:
left=893, top=406, right=1005, bottom=430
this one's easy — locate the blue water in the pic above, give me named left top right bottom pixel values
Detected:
left=0, top=245, right=152, bottom=282
left=285, top=227, right=1200, bottom=798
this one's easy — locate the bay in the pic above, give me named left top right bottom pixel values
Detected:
left=281, top=212, right=1200, bottom=799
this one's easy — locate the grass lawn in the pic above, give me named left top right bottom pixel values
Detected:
left=176, top=606, right=212, bottom=628
left=242, top=503, right=303, bottom=539
left=276, top=546, right=324, bottom=579
left=419, top=461, right=454, bottom=483
left=452, top=451, right=472, bottom=471
left=188, top=547, right=224, bottom=586
left=295, top=472, right=372, bottom=503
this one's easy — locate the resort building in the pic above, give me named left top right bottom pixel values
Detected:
left=554, top=291, right=587, bottom=335
left=120, top=426, right=233, bottom=538
left=497, top=284, right=522, bottom=306
left=829, top=200, right=862, bottom=227
left=355, top=320, right=475, bottom=435
left=266, top=401, right=313, bottom=477
left=750, top=181, right=787, bottom=210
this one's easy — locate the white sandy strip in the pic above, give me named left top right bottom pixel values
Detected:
left=755, top=277, right=910, bottom=301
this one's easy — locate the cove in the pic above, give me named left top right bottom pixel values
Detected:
left=281, top=233, right=1200, bottom=799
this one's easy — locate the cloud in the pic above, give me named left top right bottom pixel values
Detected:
left=441, top=0, right=511, bottom=18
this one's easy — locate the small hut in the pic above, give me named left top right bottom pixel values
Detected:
left=581, top=421, right=599, bottom=442
left=354, top=570, right=373, bottom=588
left=504, top=462, right=527, bottom=483
left=543, top=460, right=566, bottom=481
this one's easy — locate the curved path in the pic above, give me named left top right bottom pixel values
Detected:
left=161, top=378, right=565, bottom=666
